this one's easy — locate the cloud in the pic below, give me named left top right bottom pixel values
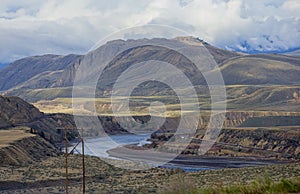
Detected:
left=0, top=0, right=299, bottom=62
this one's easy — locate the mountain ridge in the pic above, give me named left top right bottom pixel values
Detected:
left=0, top=54, right=83, bottom=91
left=0, top=37, right=300, bottom=102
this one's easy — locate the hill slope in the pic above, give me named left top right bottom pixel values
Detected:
left=0, top=127, right=60, bottom=166
left=0, top=95, right=77, bottom=143
left=219, top=55, right=300, bottom=85
left=0, top=54, right=82, bottom=91
left=0, top=96, right=43, bottom=128
left=0, top=37, right=300, bottom=102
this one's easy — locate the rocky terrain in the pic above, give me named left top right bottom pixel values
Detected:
left=128, top=105, right=300, bottom=162
left=148, top=127, right=300, bottom=159
left=0, top=127, right=60, bottom=166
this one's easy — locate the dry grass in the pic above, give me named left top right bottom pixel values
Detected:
left=0, top=154, right=299, bottom=193
left=0, top=127, right=35, bottom=148
left=33, top=97, right=207, bottom=117
left=163, top=176, right=300, bottom=194
left=33, top=84, right=300, bottom=117
left=0, top=155, right=172, bottom=193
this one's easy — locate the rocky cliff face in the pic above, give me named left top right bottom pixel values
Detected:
left=55, top=57, right=82, bottom=87
left=216, top=128, right=300, bottom=158
left=147, top=111, right=300, bottom=159
left=148, top=127, right=300, bottom=159
left=191, top=111, right=300, bottom=129
left=223, top=111, right=300, bottom=127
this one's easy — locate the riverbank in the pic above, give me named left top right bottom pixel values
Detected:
left=107, top=144, right=287, bottom=172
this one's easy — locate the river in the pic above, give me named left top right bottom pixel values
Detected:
left=69, top=134, right=281, bottom=172
left=69, top=133, right=151, bottom=158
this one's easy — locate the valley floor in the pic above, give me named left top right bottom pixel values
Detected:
left=0, top=155, right=299, bottom=193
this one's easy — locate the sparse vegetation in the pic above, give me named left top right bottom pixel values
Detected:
left=0, top=127, right=35, bottom=149
left=32, top=84, right=300, bottom=117
left=0, top=155, right=299, bottom=193
left=163, top=176, right=300, bottom=194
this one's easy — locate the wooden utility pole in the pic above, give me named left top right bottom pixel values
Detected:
left=82, top=128, right=86, bottom=193
left=65, top=129, right=69, bottom=194
left=65, top=128, right=86, bottom=194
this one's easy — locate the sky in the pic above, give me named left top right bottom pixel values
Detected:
left=0, top=0, right=299, bottom=63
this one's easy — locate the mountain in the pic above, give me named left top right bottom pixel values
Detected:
left=219, top=54, right=300, bottom=85
left=284, top=49, right=300, bottom=56
left=0, top=63, right=8, bottom=70
left=0, top=37, right=300, bottom=102
left=0, top=54, right=82, bottom=91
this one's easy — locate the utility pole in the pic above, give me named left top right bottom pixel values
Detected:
left=65, top=129, right=69, bottom=194
left=82, top=128, right=86, bottom=193
left=64, top=128, right=86, bottom=194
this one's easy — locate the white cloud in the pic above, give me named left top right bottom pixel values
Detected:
left=0, top=0, right=299, bottom=62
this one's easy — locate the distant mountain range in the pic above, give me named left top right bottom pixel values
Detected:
left=0, top=63, right=8, bottom=70
left=0, top=54, right=82, bottom=91
left=0, top=37, right=300, bottom=102
left=284, top=49, right=300, bottom=56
